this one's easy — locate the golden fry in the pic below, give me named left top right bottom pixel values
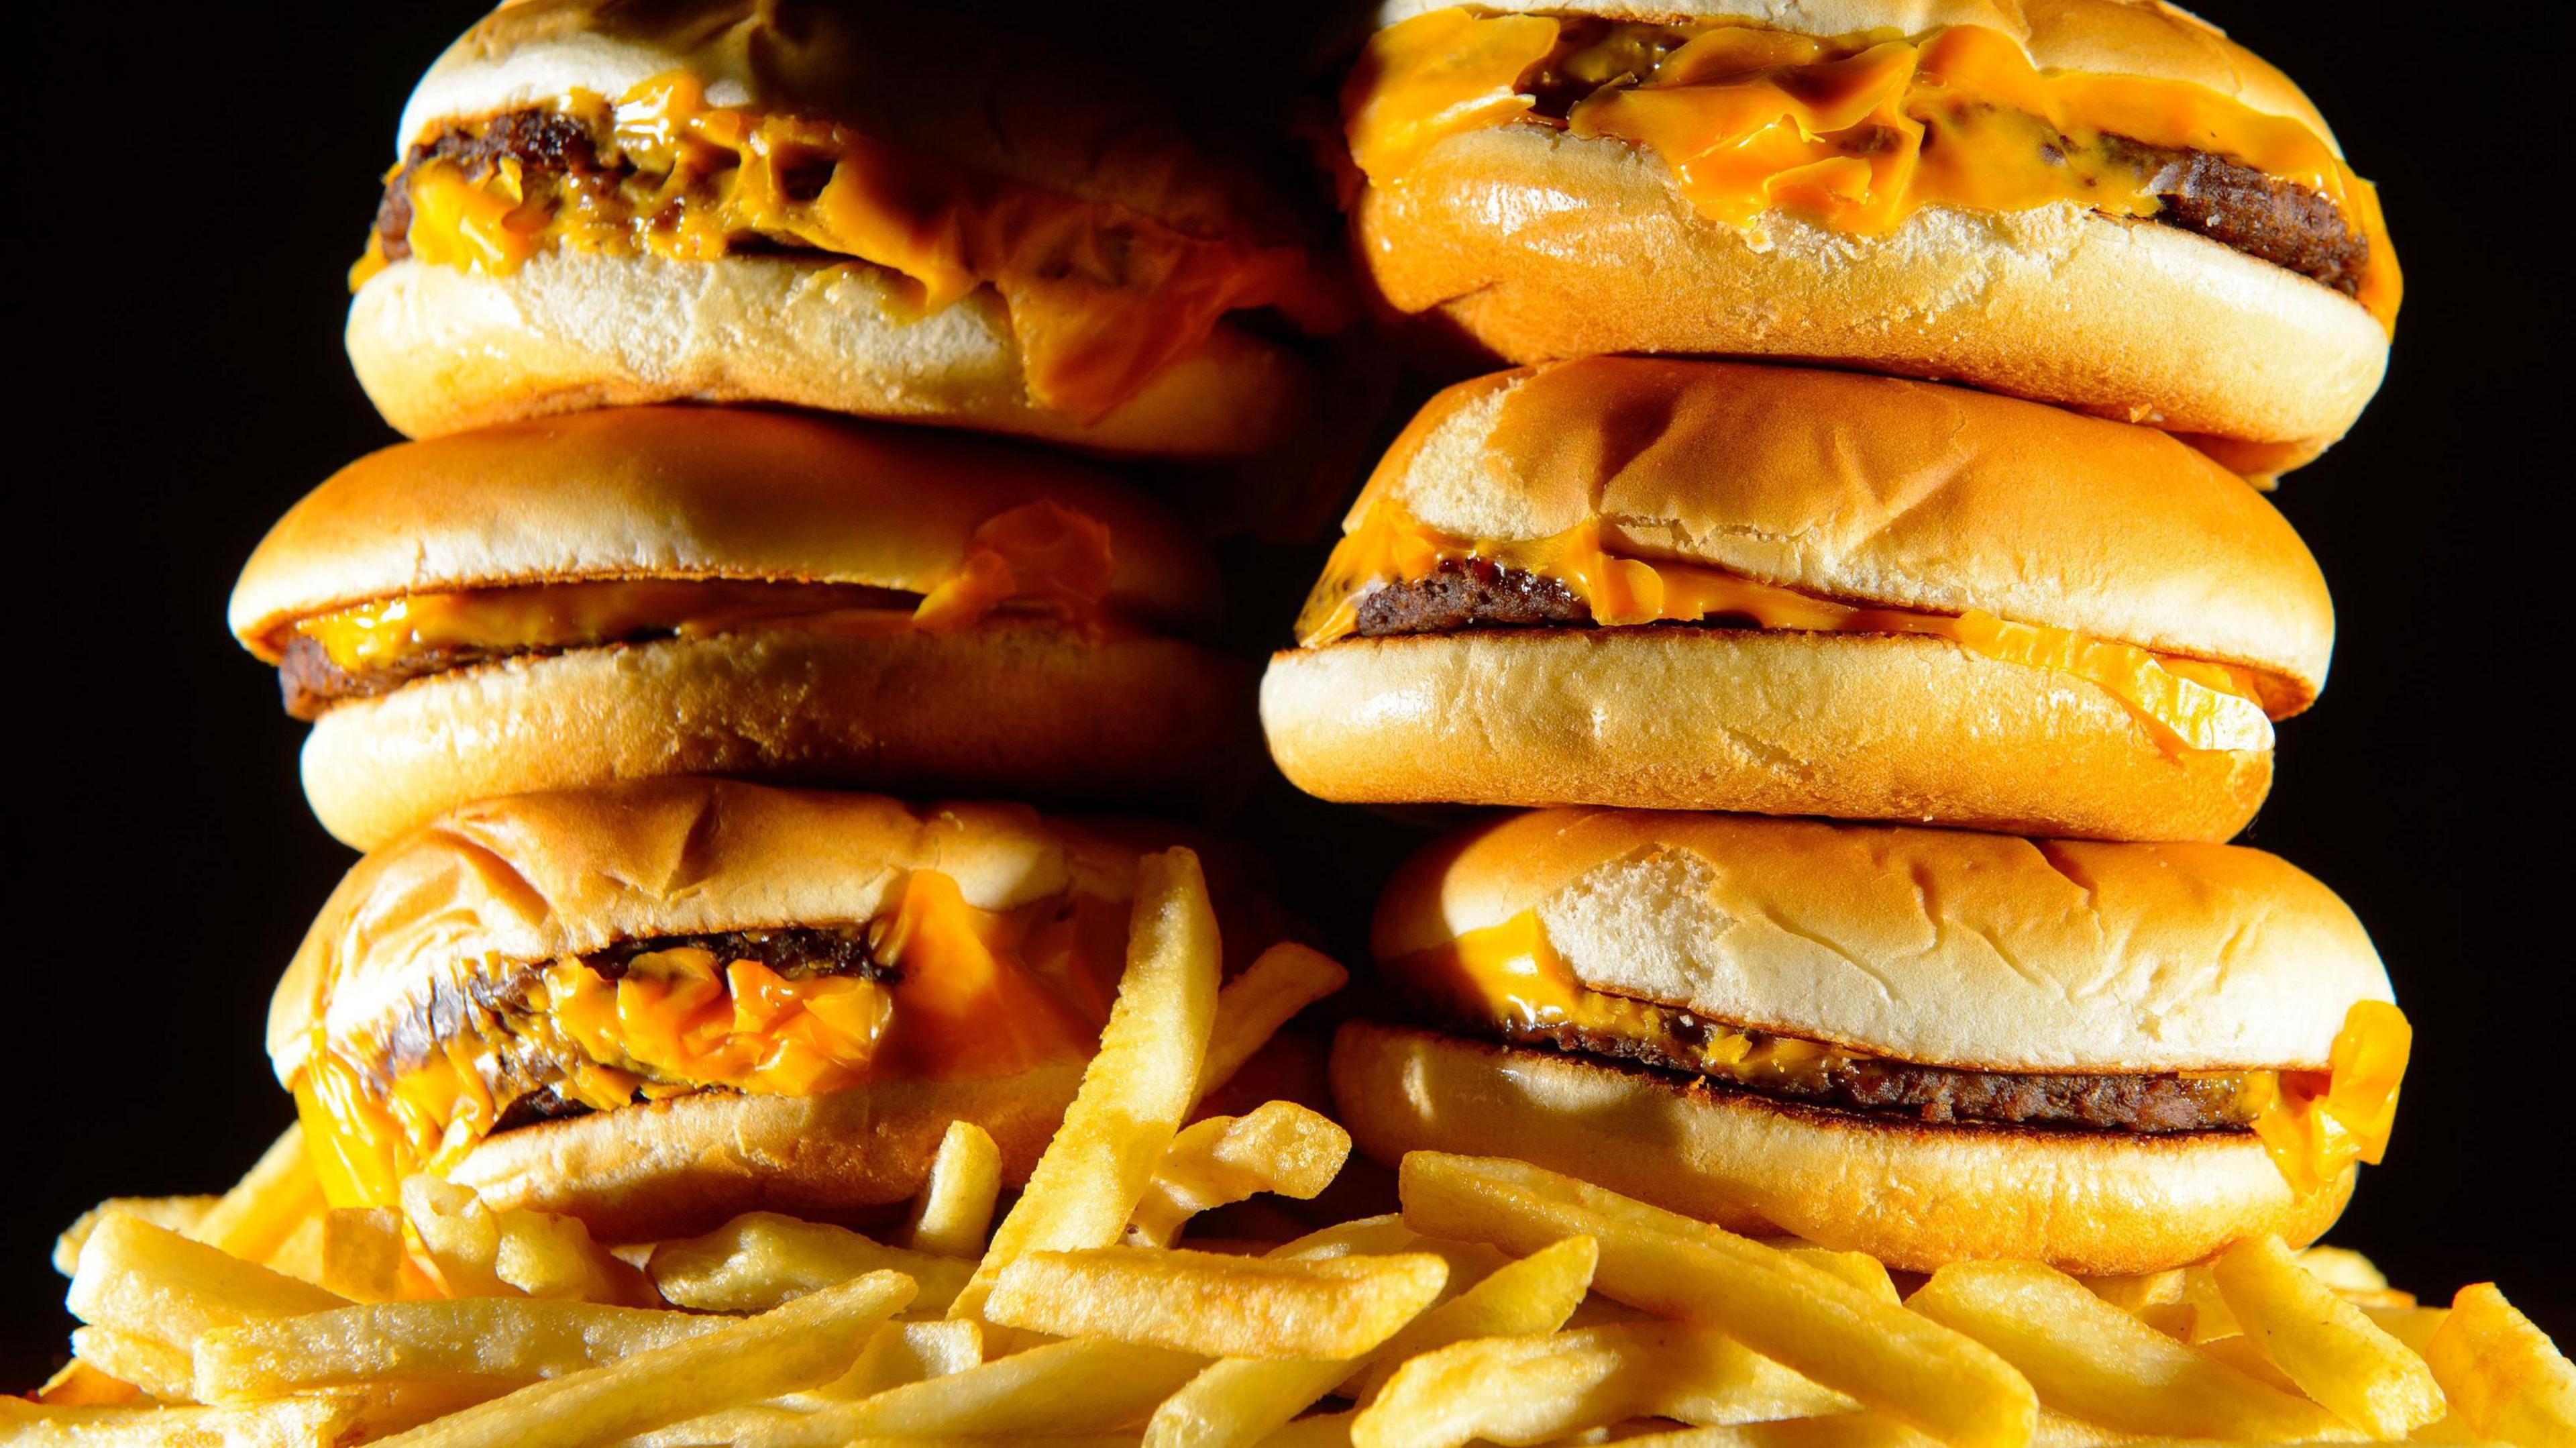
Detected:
left=1195, top=942, right=1348, bottom=1104
left=1347, top=1233, right=1598, bottom=1404
left=496, top=1207, right=653, bottom=1305
left=728, top=1337, right=1208, bottom=1444
left=2423, top=1283, right=2576, bottom=1447
left=0, top=1394, right=368, bottom=1447
left=2076, top=1270, right=2183, bottom=1316
left=987, top=1245, right=1446, bottom=1359
left=648, top=1211, right=972, bottom=1316
left=2208, top=1234, right=2445, bottom=1437
left=66, top=1327, right=193, bottom=1404
left=65, top=1212, right=346, bottom=1352
left=194, top=1298, right=733, bottom=1402
left=902, top=1119, right=1003, bottom=1259
left=52, top=1197, right=219, bottom=1279
left=195, top=1124, right=327, bottom=1265
left=1130, top=1101, right=1352, bottom=1247
left=402, top=1176, right=514, bottom=1298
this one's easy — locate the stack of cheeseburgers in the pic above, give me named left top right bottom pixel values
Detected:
left=25, top=0, right=2574, bottom=1442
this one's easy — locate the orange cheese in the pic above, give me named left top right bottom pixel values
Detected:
left=1403, top=910, right=2406, bottom=1192
left=1295, top=502, right=2282, bottom=755
left=362, top=74, right=1342, bottom=422
left=291, top=869, right=1118, bottom=1209
left=1344, top=10, right=2397, bottom=328
left=289, top=501, right=1120, bottom=672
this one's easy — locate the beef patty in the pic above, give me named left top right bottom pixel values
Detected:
left=276, top=633, right=608, bottom=721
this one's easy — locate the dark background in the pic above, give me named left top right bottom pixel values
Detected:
left=22, top=0, right=2567, bottom=1384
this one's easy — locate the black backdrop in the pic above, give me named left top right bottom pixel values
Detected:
left=21, top=0, right=2569, bottom=1384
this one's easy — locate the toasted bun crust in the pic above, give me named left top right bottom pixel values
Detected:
left=1372, top=809, right=2392, bottom=1072
left=231, top=407, right=1220, bottom=653
left=270, top=778, right=1152, bottom=1082
left=1369, top=0, right=2337, bottom=143
left=299, top=623, right=1256, bottom=851
left=1332, top=1023, right=2353, bottom=1274
left=1355, top=128, right=2386, bottom=468
left=448, top=1062, right=1087, bottom=1241
left=347, top=254, right=1318, bottom=458
left=1262, top=629, right=2273, bottom=843
left=1354, top=360, right=2332, bottom=697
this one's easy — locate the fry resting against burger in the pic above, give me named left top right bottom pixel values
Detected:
left=1332, top=809, right=2410, bottom=1275
left=347, top=0, right=1346, bottom=457
left=1339, top=0, right=2398, bottom=472
left=269, top=778, right=1274, bottom=1242
left=1262, top=357, right=2330, bottom=843
left=230, top=407, right=1253, bottom=850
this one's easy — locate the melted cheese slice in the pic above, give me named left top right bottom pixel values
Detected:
left=1344, top=9, right=2398, bottom=329
left=292, top=870, right=1123, bottom=1208
left=291, top=501, right=1118, bottom=673
left=358, top=74, right=1342, bottom=422
left=1405, top=909, right=2406, bottom=1192
left=1295, top=502, right=2282, bottom=756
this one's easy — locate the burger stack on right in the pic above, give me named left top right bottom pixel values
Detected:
left=1275, top=0, right=2443, bottom=1314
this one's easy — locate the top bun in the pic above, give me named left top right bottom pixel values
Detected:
left=228, top=407, right=1220, bottom=656
left=1373, top=809, right=2390, bottom=1074
left=1367, top=0, right=2334, bottom=147
left=1358, top=359, right=2332, bottom=705
left=268, top=778, right=1147, bottom=1086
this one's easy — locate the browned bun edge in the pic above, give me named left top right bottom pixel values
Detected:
left=347, top=254, right=1318, bottom=460
left=1261, top=629, right=2271, bottom=845
left=299, top=625, right=1257, bottom=852
left=448, top=1061, right=1085, bottom=1242
left=231, top=406, right=1220, bottom=652
left=1332, top=1023, right=2353, bottom=1275
left=1364, top=360, right=2331, bottom=699
left=1355, top=128, right=2385, bottom=467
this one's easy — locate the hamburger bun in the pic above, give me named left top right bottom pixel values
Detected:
left=270, top=778, right=1240, bottom=1239
left=1262, top=358, right=2330, bottom=841
left=1332, top=808, right=2398, bottom=1272
left=233, top=407, right=1256, bottom=849
left=350, top=0, right=1344, bottom=458
left=1342, top=0, right=2393, bottom=471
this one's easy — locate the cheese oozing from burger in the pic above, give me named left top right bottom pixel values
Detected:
left=1342, top=9, right=2398, bottom=328
left=354, top=72, right=1347, bottom=422
left=1294, top=499, right=2291, bottom=756
left=1399, top=909, right=2407, bottom=1194
left=293, top=869, right=1130, bottom=1208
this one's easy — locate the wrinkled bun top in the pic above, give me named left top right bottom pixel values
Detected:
left=1374, top=809, right=2390, bottom=1072
left=1358, top=360, right=2331, bottom=703
left=400, top=0, right=1308, bottom=237
left=1367, top=0, right=2335, bottom=151
left=230, top=407, right=1220, bottom=657
left=268, top=778, right=1150, bottom=1084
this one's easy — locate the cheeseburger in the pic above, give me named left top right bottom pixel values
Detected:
left=231, top=407, right=1252, bottom=850
left=1338, top=0, right=2398, bottom=472
left=1262, top=358, right=2329, bottom=843
left=271, top=779, right=1267, bottom=1241
left=1333, top=809, right=2408, bottom=1274
left=349, top=0, right=1346, bottom=457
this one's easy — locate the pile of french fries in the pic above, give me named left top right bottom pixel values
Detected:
left=17, top=851, right=2572, bottom=1447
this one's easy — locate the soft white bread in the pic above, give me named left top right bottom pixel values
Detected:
left=1261, top=628, right=2269, bottom=842
left=1332, top=1022, right=2353, bottom=1275
left=270, top=778, right=1146, bottom=1081
left=1336, top=360, right=2332, bottom=699
left=302, top=623, right=1255, bottom=850
left=347, top=254, right=1320, bottom=458
left=1371, top=809, right=2392, bottom=1073
left=230, top=405, right=1221, bottom=653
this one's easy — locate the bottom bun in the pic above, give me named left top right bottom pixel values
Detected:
left=447, top=1060, right=1085, bottom=1243
left=1330, top=1022, right=2351, bottom=1275
left=303, top=621, right=1255, bottom=849
left=1262, top=629, right=2271, bottom=843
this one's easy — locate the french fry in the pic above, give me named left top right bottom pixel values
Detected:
left=315, top=1205, right=434, bottom=1302
left=2359, top=1304, right=2449, bottom=1355
left=53, top=1197, right=219, bottom=1278
left=2294, top=1246, right=2390, bottom=1294
left=902, top=1120, right=1003, bottom=1258
left=66, top=1212, right=347, bottom=1352
left=1346, top=1233, right=1599, bottom=1404
left=194, top=1124, right=327, bottom=1265
left=1253, top=1414, right=1355, bottom=1448
left=194, top=1298, right=735, bottom=1402
left=2195, top=1333, right=2304, bottom=1394
left=362, top=1269, right=914, bottom=1448
left=2422, top=1283, right=2576, bottom=1447
left=32, top=1358, right=143, bottom=1407
left=2209, top=1234, right=2447, bottom=1437
left=1599, top=1414, right=1939, bottom=1448
left=1783, top=1247, right=1899, bottom=1306
left=403, top=1176, right=514, bottom=1298
left=1195, top=942, right=1348, bottom=1104
left=67, top=1326, right=194, bottom=1403
left=952, top=849, right=1221, bottom=1329
left=497, top=1206, right=654, bottom=1305
left=2077, top=1269, right=2184, bottom=1316
left=819, top=1318, right=987, bottom=1398
left=712, top=1337, right=1208, bottom=1444
left=987, top=1245, right=1446, bottom=1359
left=1352, top=1322, right=1856, bottom=1448
left=2174, top=1265, right=2243, bottom=1343
left=0, top=1394, right=369, bottom=1447
left=1907, top=1259, right=2355, bottom=1442
left=1399, top=1153, right=2032, bottom=1448
left=647, top=1211, right=973, bottom=1316
left=1129, top=1102, right=1352, bottom=1247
